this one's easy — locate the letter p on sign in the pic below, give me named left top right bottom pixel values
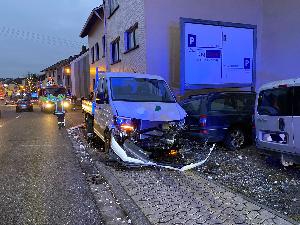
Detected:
left=188, top=34, right=197, bottom=47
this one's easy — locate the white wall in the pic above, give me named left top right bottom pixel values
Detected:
left=88, top=19, right=106, bottom=92
left=260, top=0, right=300, bottom=88
left=144, top=0, right=263, bottom=94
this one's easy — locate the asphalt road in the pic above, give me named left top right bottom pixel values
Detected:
left=0, top=102, right=102, bottom=225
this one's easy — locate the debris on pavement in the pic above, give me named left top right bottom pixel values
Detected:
left=68, top=125, right=300, bottom=223
left=68, top=126, right=133, bottom=225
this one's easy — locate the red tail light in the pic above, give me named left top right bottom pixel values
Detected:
left=199, top=115, right=207, bottom=127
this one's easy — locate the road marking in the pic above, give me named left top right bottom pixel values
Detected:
left=16, top=115, right=21, bottom=119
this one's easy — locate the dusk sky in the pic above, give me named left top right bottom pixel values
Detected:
left=0, top=0, right=101, bottom=78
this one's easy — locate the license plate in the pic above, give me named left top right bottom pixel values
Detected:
left=262, top=132, right=287, bottom=144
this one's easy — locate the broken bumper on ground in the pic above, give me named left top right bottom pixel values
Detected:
left=110, top=136, right=215, bottom=172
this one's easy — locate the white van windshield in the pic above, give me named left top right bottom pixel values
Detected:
left=110, top=77, right=176, bottom=103
left=257, top=88, right=292, bottom=116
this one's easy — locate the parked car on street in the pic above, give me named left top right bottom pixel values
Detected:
left=256, top=78, right=300, bottom=166
left=16, top=99, right=33, bottom=112
left=5, top=99, right=16, bottom=105
left=180, top=92, right=256, bottom=150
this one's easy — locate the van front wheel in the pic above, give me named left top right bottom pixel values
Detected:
left=225, top=128, right=245, bottom=151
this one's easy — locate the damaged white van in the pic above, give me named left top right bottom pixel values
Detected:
left=255, top=79, right=300, bottom=166
left=82, top=72, right=211, bottom=170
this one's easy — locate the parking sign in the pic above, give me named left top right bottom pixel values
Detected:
left=188, top=34, right=197, bottom=47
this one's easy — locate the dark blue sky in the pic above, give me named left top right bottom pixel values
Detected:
left=0, top=0, right=101, bottom=78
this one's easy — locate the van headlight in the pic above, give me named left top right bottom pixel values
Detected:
left=63, top=101, right=70, bottom=108
left=114, top=116, right=136, bottom=132
left=46, top=103, right=53, bottom=108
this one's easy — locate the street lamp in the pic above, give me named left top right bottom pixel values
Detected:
left=65, top=67, right=71, bottom=75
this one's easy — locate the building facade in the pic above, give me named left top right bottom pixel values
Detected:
left=80, top=0, right=300, bottom=95
left=41, top=59, right=72, bottom=93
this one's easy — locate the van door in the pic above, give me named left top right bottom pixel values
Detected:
left=293, top=86, right=300, bottom=154
left=94, top=78, right=105, bottom=140
left=256, top=87, right=294, bottom=154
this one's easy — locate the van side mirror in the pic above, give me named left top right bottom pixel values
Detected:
left=96, top=92, right=109, bottom=104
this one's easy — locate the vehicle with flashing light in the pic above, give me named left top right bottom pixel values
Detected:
left=16, top=99, right=33, bottom=112
left=0, top=86, right=5, bottom=100
left=180, top=92, right=256, bottom=151
left=81, top=72, right=212, bottom=170
left=30, top=92, right=39, bottom=105
left=256, top=79, right=300, bottom=166
left=39, top=86, right=70, bottom=112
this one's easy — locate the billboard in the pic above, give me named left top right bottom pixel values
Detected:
left=181, top=18, right=256, bottom=93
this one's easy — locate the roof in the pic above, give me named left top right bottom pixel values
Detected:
left=259, top=79, right=298, bottom=91
left=181, top=91, right=256, bottom=102
left=69, top=48, right=89, bottom=64
left=41, top=58, right=72, bottom=72
left=80, top=6, right=104, bottom=38
left=101, top=72, right=166, bottom=81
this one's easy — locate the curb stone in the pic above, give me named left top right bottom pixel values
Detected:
left=84, top=145, right=152, bottom=225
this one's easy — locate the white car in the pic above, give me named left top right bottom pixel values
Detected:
left=83, top=72, right=188, bottom=167
left=255, top=78, right=300, bottom=166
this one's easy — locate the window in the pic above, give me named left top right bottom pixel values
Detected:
left=102, top=35, right=106, bottom=57
left=209, top=94, right=255, bottom=113
left=257, top=88, right=293, bottom=116
left=95, top=43, right=100, bottom=61
left=182, top=100, right=202, bottom=115
left=111, top=38, right=120, bottom=64
left=125, top=23, right=138, bottom=52
left=110, top=77, right=175, bottom=103
left=52, top=71, right=55, bottom=78
left=235, top=95, right=255, bottom=112
left=93, top=79, right=96, bottom=90
left=91, top=47, right=95, bottom=63
left=96, top=78, right=109, bottom=101
left=108, top=0, right=119, bottom=16
left=294, top=87, right=300, bottom=116
left=210, top=96, right=236, bottom=112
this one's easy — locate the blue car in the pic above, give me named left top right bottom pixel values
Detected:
left=180, top=92, right=256, bottom=150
